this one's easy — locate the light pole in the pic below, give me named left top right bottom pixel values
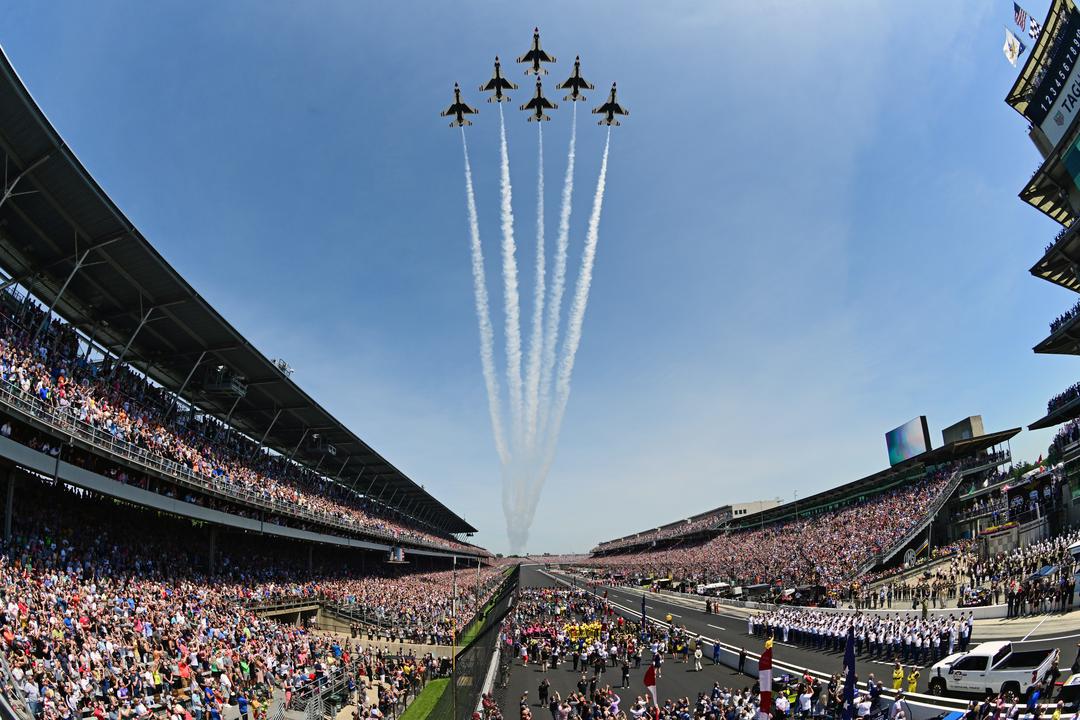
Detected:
left=794, top=490, right=799, bottom=521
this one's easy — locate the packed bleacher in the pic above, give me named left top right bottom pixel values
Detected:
left=0, top=297, right=478, bottom=555
left=594, top=452, right=1013, bottom=559
left=584, top=472, right=956, bottom=591
left=1049, top=298, right=1080, bottom=334
left=594, top=510, right=729, bottom=554
left=0, top=479, right=502, bottom=720
left=1046, top=381, right=1080, bottom=416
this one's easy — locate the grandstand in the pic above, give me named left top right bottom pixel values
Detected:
left=591, top=499, right=781, bottom=554
left=0, top=44, right=515, bottom=720
left=585, top=426, right=1022, bottom=596
left=0, top=47, right=484, bottom=561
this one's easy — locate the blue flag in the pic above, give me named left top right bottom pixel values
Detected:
left=841, top=627, right=856, bottom=720
left=640, top=594, right=647, bottom=626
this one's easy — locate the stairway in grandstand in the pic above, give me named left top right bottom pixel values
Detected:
left=853, top=469, right=964, bottom=578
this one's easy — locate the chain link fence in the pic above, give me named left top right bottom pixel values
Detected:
left=427, top=565, right=519, bottom=720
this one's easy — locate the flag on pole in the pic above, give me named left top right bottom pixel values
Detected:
left=1030, top=16, right=1042, bottom=39
left=640, top=594, right=647, bottom=628
left=841, top=628, right=857, bottom=720
left=643, top=664, right=658, bottom=706
left=758, top=638, right=773, bottom=720
left=1014, top=3, right=1028, bottom=30
left=1004, top=28, right=1027, bottom=66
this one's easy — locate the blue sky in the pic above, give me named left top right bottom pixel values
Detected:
left=1, top=1, right=1071, bottom=555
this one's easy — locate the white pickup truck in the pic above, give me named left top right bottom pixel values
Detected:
left=928, top=641, right=1058, bottom=699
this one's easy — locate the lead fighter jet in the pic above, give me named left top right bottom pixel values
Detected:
left=592, top=83, right=629, bottom=126
left=478, top=57, right=518, bottom=103
left=520, top=78, right=558, bottom=122
left=516, top=27, right=557, bottom=75
left=557, top=56, right=595, bottom=102
left=440, top=83, right=479, bottom=127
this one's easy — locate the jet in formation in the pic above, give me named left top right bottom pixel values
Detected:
left=479, top=57, right=518, bottom=103
left=557, top=56, right=595, bottom=102
left=520, top=78, right=558, bottom=122
left=516, top=27, right=557, bottom=75
left=592, top=83, right=629, bottom=126
left=441, top=83, right=479, bottom=127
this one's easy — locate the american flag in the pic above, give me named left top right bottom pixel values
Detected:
left=1015, top=2, right=1028, bottom=30
left=1030, top=16, right=1042, bottom=39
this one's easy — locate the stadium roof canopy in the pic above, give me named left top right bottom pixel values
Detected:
left=0, top=48, right=476, bottom=535
left=1019, top=123, right=1080, bottom=227
left=1032, top=225, right=1080, bottom=293
left=1029, top=394, right=1080, bottom=429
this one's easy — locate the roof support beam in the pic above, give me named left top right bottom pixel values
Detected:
left=363, top=474, right=379, bottom=497
left=288, top=428, right=310, bottom=462
left=0, top=271, right=35, bottom=295
left=111, top=306, right=154, bottom=371
left=252, top=407, right=283, bottom=458
left=0, top=152, right=51, bottom=211
left=34, top=246, right=91, bottom=343
left=32, top=231, right=129, bottom=343
left=224, top=394, right=243, bottom=423
left=165, top=350, right=206, bottom=420
left=334, top=456, right=349, bottom=479
left=348, top=466, right=366, bottom=492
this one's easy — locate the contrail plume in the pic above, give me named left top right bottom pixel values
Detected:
left=528, top=128, right=612, bottom=521
left=497, top=104, right=525, bottom=454
left=523, top=122, right=546, bottom=452
left=537, top=103, right=578, bottom=446
left=460, top=128, right=509, bottom=466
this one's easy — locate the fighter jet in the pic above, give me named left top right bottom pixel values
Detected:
left=520, top=78, right=558, bottom=122
left=592, top=83, right=629, bottom=126
left=516, top=27, right=557, bottom=75
left=556, top=56, right=595, bottom=102
left=440, top=83, right=479, bottom=127
left=478, top=57, right=518, bottom=103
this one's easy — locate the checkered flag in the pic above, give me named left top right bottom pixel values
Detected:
left=1030, top=16, right=1042, bottom=39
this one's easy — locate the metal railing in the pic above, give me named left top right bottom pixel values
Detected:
left=0, top=378, right=471, bottom=554
left=0, top=652, right=33, bottom=720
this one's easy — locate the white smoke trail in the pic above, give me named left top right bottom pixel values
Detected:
left=523, top=122, right=546, bottom=453
left=497, top=104, right=525, bottom=454
left=526, top=128, right=612, bottom=522
left=537, top=103, right=577, bottom=447
left=460, top=129, right=509, bottom=466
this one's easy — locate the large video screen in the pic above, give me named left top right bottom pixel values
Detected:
left=885, top=416, right=931, bottom=466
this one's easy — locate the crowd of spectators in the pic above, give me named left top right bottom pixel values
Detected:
left=594, top=453, right=1010, bottom=559
left=1046, top=382, right=1080, bottom=416
left=1051, top=420, right=1080, bottom=455
left=952, top=473, right=1063, bottom=528
left=1049, top=298, right=1080, bottom=335
left=0, top=479, right=502, bottom=720
left=584, top=473, right=956, bottom=593
left=594, top=511, right=729, bottom=554
left=0, top=299, right=477, bottom=555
